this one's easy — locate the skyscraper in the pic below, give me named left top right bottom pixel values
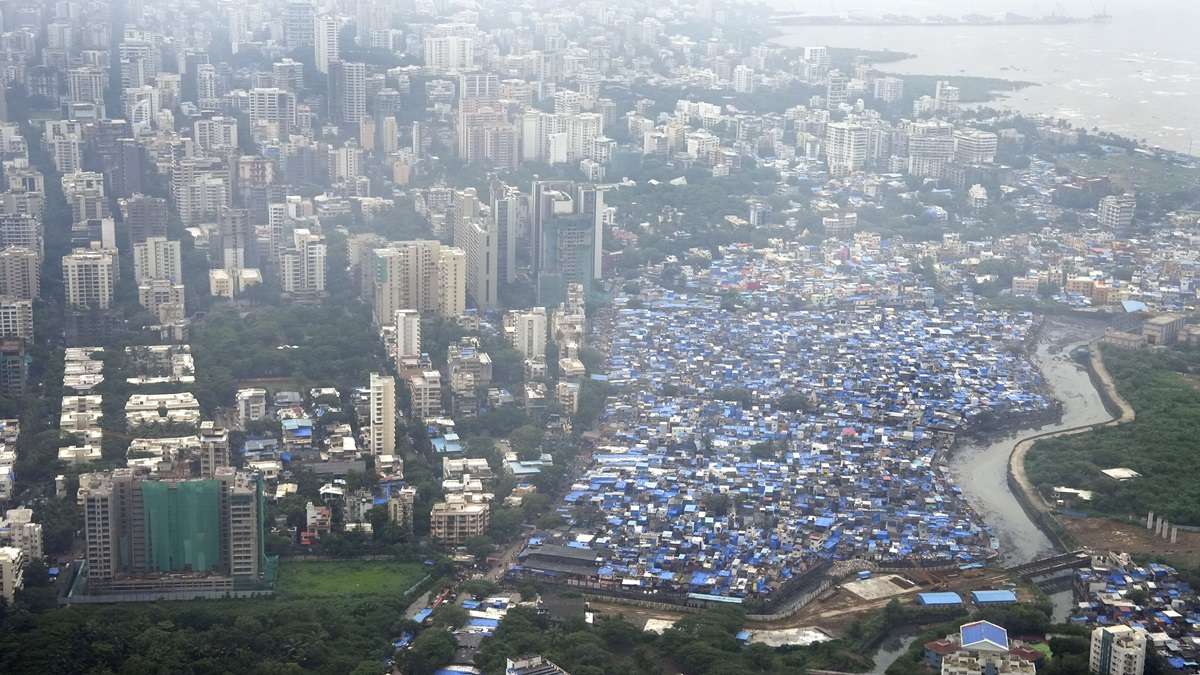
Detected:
left=530, top=181, right=605, bottom=303
left=314, top=15, right=340, bottom=75
left=490, top=183, right=518, bottom=286
left=461, top=217, right=498, bottom=310
left=328, top=61, right=366, bottom=125
left=368, top=372, right=396, bottom=456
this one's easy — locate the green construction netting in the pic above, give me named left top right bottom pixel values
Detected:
left=141, top=480, right=221, bottom=573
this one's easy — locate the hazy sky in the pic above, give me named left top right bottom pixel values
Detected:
left=766, top=0, right=1198, bottom=16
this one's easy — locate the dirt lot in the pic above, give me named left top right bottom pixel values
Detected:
left=1062, top=515, right=1200, bottom=568
left=586, top=565, right=1020, bottom=639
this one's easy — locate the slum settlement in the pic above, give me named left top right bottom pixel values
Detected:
left=535, top=242, right=1056, bottom=603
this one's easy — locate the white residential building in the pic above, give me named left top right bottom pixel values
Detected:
left=369, top=372, right=396, bottom=456
left=394, top=309, right=421, bottom=361
left=1090, top=626, right=1146, bottom=675
left=63, top=249, right=116, bottom=310
left=133, top=236, right=182, bottom=283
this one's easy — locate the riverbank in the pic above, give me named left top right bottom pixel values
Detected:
left=1009, top=339, right=1135, bottom=514
left=948, top=319, right=1112, bottom=564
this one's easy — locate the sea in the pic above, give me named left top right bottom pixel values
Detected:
left=767, top=0, right=1200, bottom=155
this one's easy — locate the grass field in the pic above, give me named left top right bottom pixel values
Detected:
left=276, top=559, right=428, bottom=599
left=1063, top=153, right=1200, bottom=193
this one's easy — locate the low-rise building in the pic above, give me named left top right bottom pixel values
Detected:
left=1142, top=314, right=1183, bottom=346
left=430, top=495, right=490, bottom=545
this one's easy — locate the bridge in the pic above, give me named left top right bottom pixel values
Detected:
left=1006, top=549, right=1092, bottom=582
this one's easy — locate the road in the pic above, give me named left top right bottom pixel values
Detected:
left=484, top=536, right=527, bottom=582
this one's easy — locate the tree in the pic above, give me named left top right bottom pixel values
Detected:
left=462, top=579, right=498, bottom=599
left=464, top=535, right=495, bottom=563
left=510, top=425, right=544, bottom=456
left=488, top=507, right=524, bottom=543
left=428, top=604, right=467, bottom=630
left=406, top=629, right=456, bottom=675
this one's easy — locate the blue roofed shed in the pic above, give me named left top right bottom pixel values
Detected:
left=917, top=592, right=963, bottom=606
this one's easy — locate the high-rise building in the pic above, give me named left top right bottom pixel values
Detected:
left=133, top=237, right=182, bottom=284
left=314, top=15, right=340, bottom=75
left=193, top=116, right=239, bottom=153
left=198, top=422, right=230, bottom=477
left=121, top=195, right=168, bottom=248
left=368, top=372, right=395, bottom=456
left=328, top=61, right=366, bottom=125
left=0, top=508, right=43, bottom=561
left=437, top=248, right=466, bottom=317
left=0, top=298, right=33, bottom=341
left=173, top=157, right=231, bottom=226
left=394, top=308, right=421, bottom=361
left=907, top=120, right=956, bottom=179
left=408, top=370, right=442, bottom=419
left=953, top=128, right=999, bottom=165
left=1090, top=626, right=1146, bottom=675
left=873, top=76, right=904, bottom=104
left=370, top=241, right=467, bottom=323
left=248, top=88, right=297, bottom=139
left=424, top=32, right=475, bottom=73
left=68, top=66, right=106, bottom=106
left=506, top=307, right=547, bottom=359
left=0, top=248, right=39, bottom=300
left=462, top=217, right=498, bottom=310
left=137, top=280, right=186, bottom=323
left=0, top=546, right=24, bottom=604
left=63, top=249, right=116, bottom=310
left=1099, top=194, right=1136, bottom=233
left=0, top=339, right=27, bottom=397
left=483, top=183, right=517, bottom=285
left=285, top=1, right=315, bottom=48
left=277, top=229, right=326, bottom=297
left=826, top=70, right=848, bottom=109
left=530, top=181, right=605, bottom=303
left=732, top=65, right=754, bottom=93
left=272, top=59, right=305, bottom=91
left=0, top=214, right=43, bottom=256
left=78, top=468, right=267, bottom=594
left=825, top=122, right=868, bottom=176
